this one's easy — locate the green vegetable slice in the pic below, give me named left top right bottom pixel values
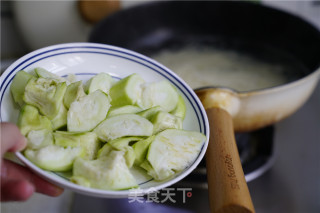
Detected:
left=150, top=111, right=183, bottom=134
left=136, top=106, right=162, bottom=120
left=25, top=145, right=84, bottom=172
left=138, top=80, right=179, bottom=112
left=10, top=70, right=35, bottom=107
left=71, top=151, right=138, bottom=190
left=107, top=105, right=142, bottom=117
left=138, top=107, right=183, bottom=134
left=54, top=131, right=101, bottom=160
left=67, top=90, right=111, bottom=132
left=63, top=81, right=86, bottom=109
left=96, top=143, right=114, bottom=158
left=170, top=94, right=186, bottom=119
left=23, top=78, right=67, bottom=119
left=26, top=129, right=53, bottom=149
left=109, top=73, right=145, bottom=107
left=107, top=136, right=143, bottom=150
left=70, top=176, right=90, bottom=188
left=34, top=67, right=68, bottom=83
left=84, top=73, right=113, bottom=94
left=51, top=103, right=68, bottom=130
left=107, top=136, right=144, bottom=168
left=143, top=129, right=206, bottom=180
left=132, top=136, right=155, bottom=166
left=18, top=105, right=52, bottom=136
left=94, top=114, right=153, bottom=142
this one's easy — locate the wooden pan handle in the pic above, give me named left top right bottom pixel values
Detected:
left=206, top=107, right=255, bottom=213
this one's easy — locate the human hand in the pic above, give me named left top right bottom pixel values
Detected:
left=1, top=122, right=64, bottom=201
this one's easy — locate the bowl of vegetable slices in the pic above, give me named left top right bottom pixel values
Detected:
left=0, top=43, right=209, bottom=198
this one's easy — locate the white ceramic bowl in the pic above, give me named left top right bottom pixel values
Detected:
left=0, top=43, right=209, bottom=198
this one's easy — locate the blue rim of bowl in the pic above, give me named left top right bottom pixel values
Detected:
left=0, top=42, right=209, bottom=197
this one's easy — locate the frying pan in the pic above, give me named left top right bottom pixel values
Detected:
left=89, top=1, right=320, bottom=212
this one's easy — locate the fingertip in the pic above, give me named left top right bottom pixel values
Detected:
left=17, top=181, right=35, bottom=201
left=1, top=180, right=35, bottom=201
left=51, top=186, right=64, bottom=197
left=36, top=182, right=64, bottom=197
left=14, top=136, right=27, bottom=152
left=1, top=122, right=27, bottom=154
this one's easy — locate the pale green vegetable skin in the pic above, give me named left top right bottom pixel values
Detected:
left=84, top=72, right=113, bottom=94
left=10, top=70, right=35, bottom=107
left=170, top=94, right=187, bottom=119
left=107, top=136, right=144, bottom=150
left=107, top=105, right=142, bottom=117
left=96, top=143, right=113, bottom=158
left=63, top=81, right=86, bottom=109
left=132, top=136, right=155, bottom=166
left=109, top=73, right=145, bottom=107
left=107, top=136, right=144, bottom=168
left=137, top=106, right=162, bottom=120
left=51, top=103, right=68, bottom=130
left=25, top=145, right=84, bottom=172
left=11, top=68, right=206, bottom=191
left=94, top=113, right=153, bottom=142
left=35, top=67, right=68, bottom=83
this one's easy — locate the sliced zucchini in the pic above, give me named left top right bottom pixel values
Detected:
left=140, top=159, right=173, bottom=181
left=132, top=136, right=155, bottom=166
left=109, top=73, right=145, bottom=107
left=10, top=70, right=35, bottom=107
left=139, top=107, right=183, bottom=134
left=108, top=136, right=143, bottom=150
left=143, top=129, right=206, bottom=180
left=63, top=81, right=86, bottom=109
left=136, top=106, right=162, bottom=120
left=94, top=114, right=153, bottom=142
left=84, top=73, right=113, bottom=94
left=138, top=80, right=179, bottom=112
left=150, top=111, right=183, bottom=134
left=24, top=145, right=84, bottom=172
left=23, top=78, right=67, bottom=119
left=107, top=105, right=142, bottom=117
left=96, top=143, right=114, bottom=158
left=18, top=105, right=52, bottom=136
left=70, top=176, right=90, bottom=188
left=66, top=74, right=77, bottom=84
left=108, top=137, right=144, bottom=168
left=123, top=147, right=135, bottom=168
left=67, top=90, right=111, bottom=132
left=170, top=94, right=186, bottom=119
left=51, top=103, right=67, bottom=130
left=71, top=151, right=138, bottom=190
left=26, top=129, right=53, bottom=149
left=54, top=131, right=101, bottom=160
left=34, top=67, right=68, bottom=83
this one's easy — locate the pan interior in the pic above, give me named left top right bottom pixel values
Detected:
left=89, top=1, right=320, bottom=92
left=148, top=38, right=309, bottom=92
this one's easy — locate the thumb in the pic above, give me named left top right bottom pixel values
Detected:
left=1, top=122, right=27, bottom=157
